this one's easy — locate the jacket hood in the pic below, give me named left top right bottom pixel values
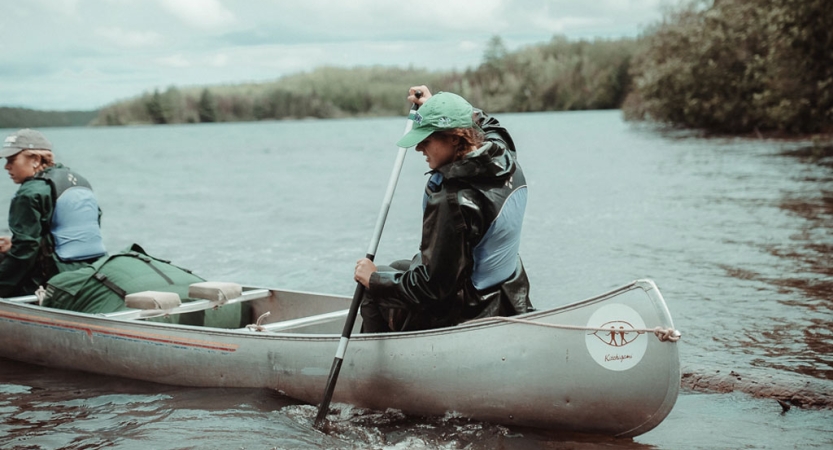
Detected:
left=438, top=142, right=516, bottom=181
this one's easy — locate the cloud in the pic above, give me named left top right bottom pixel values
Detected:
left=530, top=15, right=611, bottom=34
left=208, top=53, right=229, bottom=67
left=425, top=0, right=506, bottom=31
left=156, top=54, right=192, bottom=68
left=157, top=0, right=235, bottom=29
left=0, top=0, right=666, bottom=110
left=458, top=40, right=480, bottom=52
left=496, top=0, right=662, bottom=37
left=95, top=27, right=163, bottom=48
left=32, top=0, right=79, bottom=15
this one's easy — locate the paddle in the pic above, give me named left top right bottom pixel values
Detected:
left=314, top=92, right=422, bottom=429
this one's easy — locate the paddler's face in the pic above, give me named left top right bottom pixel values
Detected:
left=416, top=134, right=457, bottom=170
left=4, top=152, right=38, bottom=184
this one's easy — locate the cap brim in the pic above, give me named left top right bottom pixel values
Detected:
left=396, top=127, right=434, bottom=149
left=0, top=147, right=23, bottom=158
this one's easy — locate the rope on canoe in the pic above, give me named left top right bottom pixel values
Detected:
left=246, top=311, right=271, bottom=332
left=35, top=286, right=47, bottom=305
left=464, top=316, right=682, bottom=342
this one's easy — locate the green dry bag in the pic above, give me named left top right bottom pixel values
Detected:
left=42, top=244, right=249, bottom=328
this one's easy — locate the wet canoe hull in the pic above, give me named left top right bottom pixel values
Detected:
left=0, top=279, right=679, bottom=437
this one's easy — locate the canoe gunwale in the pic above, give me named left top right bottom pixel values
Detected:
left=0, top=279, right=670, bottom=341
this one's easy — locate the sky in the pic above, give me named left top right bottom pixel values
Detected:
left=0, top=0, right=667, bottom=111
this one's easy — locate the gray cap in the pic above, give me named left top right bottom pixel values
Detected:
left=1, top=129, right=53, bottom=158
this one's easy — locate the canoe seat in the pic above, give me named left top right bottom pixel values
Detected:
left=125, top=291, right=182, bottom=310
left=188, top=281, right=242, bottom=304
left=102, top=286, right=270, bottom=321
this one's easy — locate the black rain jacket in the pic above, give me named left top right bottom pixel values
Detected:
left=368, top=110, right=533, bottom=330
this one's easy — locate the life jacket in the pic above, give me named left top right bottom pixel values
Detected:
left=423, top=159, right=528, bottom=292
left=35, top=166, right=107, bottom=262
left=469, top=172, right=527, bottom=291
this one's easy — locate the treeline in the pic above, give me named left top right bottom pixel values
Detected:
left=450, top=36, right=636, bottom=113
left=93, top=67, right=448, bottom=125
left=0, top=107, right=98, bottom=129
left=623, top=0, right=833, bottom=134
left=91, top=35, right=639, bottom=126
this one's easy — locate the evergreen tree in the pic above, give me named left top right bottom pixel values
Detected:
left=198, top=89, right=217, bottom=123
left=145, top=90, right=167, bottom=124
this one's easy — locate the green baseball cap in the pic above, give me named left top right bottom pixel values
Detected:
left=396, top=92, right=474, bottom=148
left=1, top=129, right=53, bottom=158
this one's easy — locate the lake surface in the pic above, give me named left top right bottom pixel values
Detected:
left=1, top=110, right=831, bottom=449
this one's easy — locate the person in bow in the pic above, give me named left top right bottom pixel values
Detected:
left=0, top=129, right=106, bottom=298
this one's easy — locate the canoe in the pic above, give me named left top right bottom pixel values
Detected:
left=0, top=278, right=680, bottom=437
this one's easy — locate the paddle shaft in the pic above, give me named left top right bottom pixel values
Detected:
left=314, top=98, right=420, bottom=428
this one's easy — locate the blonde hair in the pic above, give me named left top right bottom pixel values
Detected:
left=20, top=150, right=55, bottom=172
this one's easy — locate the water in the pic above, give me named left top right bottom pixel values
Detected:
left=1, top=111, right=831, bottom=449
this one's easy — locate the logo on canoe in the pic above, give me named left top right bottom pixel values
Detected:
left=590, top=320, right=641, bottom=347
left=585, top=302, right=647, bottom=371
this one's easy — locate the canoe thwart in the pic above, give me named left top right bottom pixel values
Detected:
left=125, top=291, right=182, bottom=310
left=3, top=294, right=39, bottom=304
left=101, top=287, right=270, bottom=320
left=188, top=281, right=243, bottom=304
left=245, top=309, right=349, bottom=332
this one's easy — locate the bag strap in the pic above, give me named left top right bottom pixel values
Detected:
left=93, top=273, right=128, bottom=299
left=129, top=252, right=175, bottom=285
left=90, top=250, right=177, bottom=298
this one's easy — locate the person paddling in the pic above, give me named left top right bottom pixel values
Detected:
left=0, top=129, right=106, bottom=298
left=354, top=86, right=533, bottom=332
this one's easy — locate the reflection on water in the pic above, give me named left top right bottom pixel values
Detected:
left=715, top=143, right=833, bottom=381
left=4, top=357, right=831, bottom=449
left=774, top=186, right=833, bottom=303
left=1, top=359, right=660, bottom=450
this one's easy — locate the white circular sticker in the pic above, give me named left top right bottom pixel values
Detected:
left=585, top=303, right=648, bottom=371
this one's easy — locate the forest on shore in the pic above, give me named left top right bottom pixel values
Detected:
left=3, top=0, right=830, bottom=136
left=0, top=108, right=98, bottom=129
left=91, top=34, right=635, bottom=127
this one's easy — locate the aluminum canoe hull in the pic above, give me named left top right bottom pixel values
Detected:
left=0, top=279, right=679, bottom=437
